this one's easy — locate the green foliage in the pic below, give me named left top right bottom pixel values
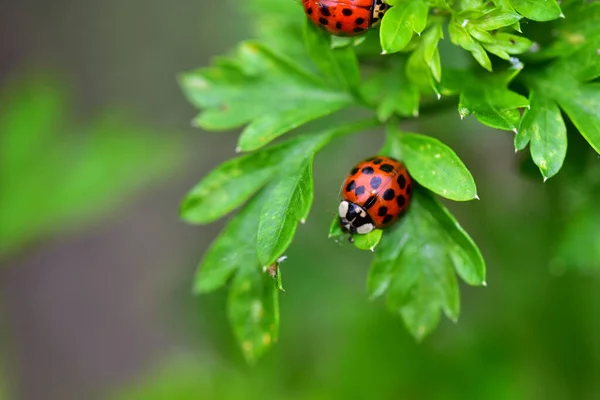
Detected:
left=515, top=91, right=567, bottom=179
left=368, top=189, right=482, bottom=340
left=387, top=127, right=478, bottom=201
left=180, top=0, right=599, bottom=361
left=256, top=157, right=314, bottom=266
left=180, top=42, right=352, bottom=152
left=441, top=68, right=530, bottom=131
left=380, top=0, right=429, bottom=54
left=0, top=73, right=183, bottom=259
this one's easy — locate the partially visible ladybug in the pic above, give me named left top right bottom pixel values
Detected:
left=302, top=0, right=390, bottom=36
left=338, top=156, right=412, bottom=238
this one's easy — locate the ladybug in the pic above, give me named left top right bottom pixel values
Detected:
left=302, top=0, right=390, bottom=36
left=338, top=156, right=412, bottom=238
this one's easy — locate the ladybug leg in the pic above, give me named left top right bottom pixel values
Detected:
left=347, top=234, right=355, bottom=244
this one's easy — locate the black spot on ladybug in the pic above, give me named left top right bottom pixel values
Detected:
left=396, top=195, right=406, bottom=207
left=376, top=0, right=382, bottom=4
left=319, top=17, right=329, bottom=25
left=407, top=184, right=413, bottom=195
left=361, top=166, right=374, bottom=175
left=397, top=174, right=406, bottom=189
left=378, top=12, right=385, bottom=18
left=382, top=188, right=395, bottom=201
left=320, top=5, right=331, bottom=16
left=355, top=185, right=366, bottom=196
left=355, top=17, right=365, bottom=25
left=342, top=8, right=353, bottom=16
left=372, top=158, right=383, bottom=164
left=370, top=176, right=382, bottom=189
left=380, top=164, right=394, bottom=173
left=336, top=22, right=342, bottom=29
left=372, top=17, right=379, bottom=23
left=353, top=27, right=365, bottom=33
left=364, top=196, right=377, bottom=209
left=377, top=206, right=388, bottom=217
left=383, top=215, right=393, bottom=224
left=346, top=180, right=356, bottom=192
left=350, top=167, right=359, bottom=175
left=307, top=7, right=313, bottom=15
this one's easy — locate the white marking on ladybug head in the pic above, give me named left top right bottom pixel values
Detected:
left=356, top=223, right=375, bottom=235
left=338, top=201, right=349, bottom=218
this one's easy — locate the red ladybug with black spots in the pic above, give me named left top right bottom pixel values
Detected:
left=338, top=156, right=412, bottom=238
left=302, top=0, right=390, bottom=36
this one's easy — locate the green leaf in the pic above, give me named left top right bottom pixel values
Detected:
left=328, top=215, right=345, bottom=239
left=256, top=157, right=314, bottom=266
left=418, top=190, right=487, bottom=286
left=180, top=151, right=277, bottom=224
left=515, top=91, right=567, bottom=179
left=380, top=1, right=429, bottom=54
left=404, top=21, right=444, bottom=93
left=194, top=190, right=266, bottom=294
left=510, top=0, right=562, bottom=21
left=368, top=189, right=485, bottom=340
left=441, top=69, right=529, bottom=132
left=228, top=261, right=279, bottom=363
left=524, top=44, right=600, bottom=154
left=471, top=8, right=522, bottom=31
left=362, top=60, right=419, bottom=120
left=421, top=22, right=444, bottom=82
left=304, top=20, right=360, bottom=90
left=353, top=229, right=383, bottom=251
left=449, top=20, right=493, bottom=71
left=180, top=41, right=352, bottom=151
left=529, top=2, right=600, bottom=60
left=387, top=128, right=478, bottom=201
left=555, top=84, right=600, bottom=154
left=181, top=130, right=337, bottom=224
left=481, top=32, right=533, bottom=60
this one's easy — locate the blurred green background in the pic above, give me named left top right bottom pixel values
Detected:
left=0, top=1, right=598, bottom=399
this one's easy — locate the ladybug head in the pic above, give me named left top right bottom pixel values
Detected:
left=338, top=200, right=375, bottom=235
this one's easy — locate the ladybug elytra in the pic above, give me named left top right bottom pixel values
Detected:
left=338, top=156, right=412, bottom=237
left=302, top=0, right=390, bottom=36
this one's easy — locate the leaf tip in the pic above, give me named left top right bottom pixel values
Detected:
left=559, top=13, right=565, bottom=19
left=513, top=128, right=518, bottom=135
left=474, top=194, right=480, bottom=200
left=437, top=93, right=441, bottom=100
left=543, top=176, right=548, bottom=183
left=381, top=50, right=388, bottom=55
left=300, top=218, right=306, bottom=225
left=482, top=281, right=487, bottom=287
left=461, top=19, right=469, bottom=27
left=235, top=146, right=242, bottom=153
